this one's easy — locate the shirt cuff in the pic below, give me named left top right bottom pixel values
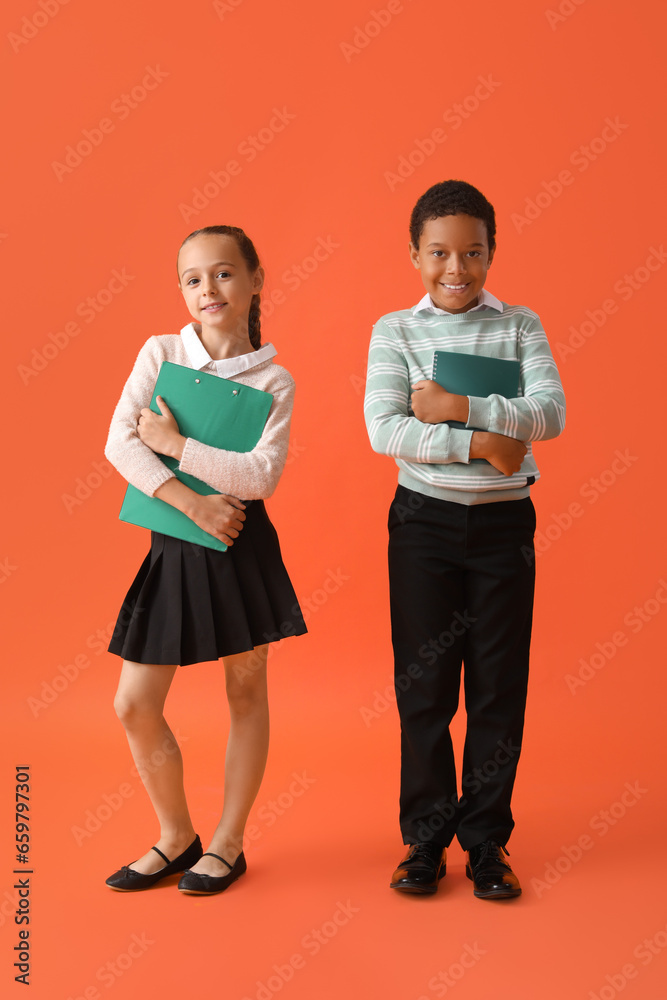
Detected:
left=449, top=427, right=473, bottom=463
left=466, top=395, right=492, bottom=432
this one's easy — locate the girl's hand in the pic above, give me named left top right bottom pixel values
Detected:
left=188, top=494, right=247, bottom=546
left=411, top=380, right=469, bottom=424
left=137, top=396, right=186, bottom=459
left=471, top=431, right=528, bottom=475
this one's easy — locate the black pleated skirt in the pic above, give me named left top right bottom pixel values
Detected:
left=107, top=500, right=307, bottom=666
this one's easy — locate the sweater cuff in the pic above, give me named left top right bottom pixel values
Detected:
left=179, top=437, right=219, bottom=480
left=449, top=427, right=473, bottom=464
left=467, top=395, right=492, bottom=432
left=179, top=437, right=199, bottom=476
left=146, top=465, right=176, bottom=498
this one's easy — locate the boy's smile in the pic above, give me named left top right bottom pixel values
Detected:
left=409, top=214, right=494, bottom=314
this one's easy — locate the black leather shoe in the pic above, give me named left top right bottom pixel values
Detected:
left=178, top=851, right=247, bottom=895
left=105, top=835, right=203, bottom=891
left=390, top=843, right=446, bottom=894
left=466, top=840, right=521, bottom=899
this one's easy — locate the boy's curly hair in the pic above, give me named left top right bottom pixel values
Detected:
left=409, top=180, right=496, bottom=252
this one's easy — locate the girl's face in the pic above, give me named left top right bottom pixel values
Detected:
left=177, top=234, right=263, bottom=338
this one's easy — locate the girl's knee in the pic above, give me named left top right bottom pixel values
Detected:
left=113, top=662, right=175, bottom=727
left=224, top=646, right=268, bottom=711
left=225, top=665, right=268, bottom=716
left=113, top=693, right=162, bottom=728
left=226, top=680, right=268, bottom=716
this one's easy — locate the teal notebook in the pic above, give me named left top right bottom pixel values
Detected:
left=119, top=362, right=273, bottom=552
left=431, top=350, right=521, bottom=430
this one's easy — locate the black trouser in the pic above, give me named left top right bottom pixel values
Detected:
left=388, top=484, right=536, bottom=851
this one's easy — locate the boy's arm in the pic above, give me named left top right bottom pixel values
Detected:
left=465, top=317, right=565, bottom=441
left=364, top=319, right=473, bottom=464
left=411, top=316, right=565, bottom=441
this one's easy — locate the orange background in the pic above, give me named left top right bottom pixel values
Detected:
left=2, top=1, right=667, bottom=997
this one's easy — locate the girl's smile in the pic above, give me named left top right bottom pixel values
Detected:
left=177, top=234, right=264, bottom=356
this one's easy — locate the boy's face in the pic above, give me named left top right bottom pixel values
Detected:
left=409, top=213, right=494, bottom=314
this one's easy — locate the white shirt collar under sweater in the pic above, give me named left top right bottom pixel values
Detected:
left=180, top=323, right=278, bottom=377
left=412, top=288, right=504, bottom=316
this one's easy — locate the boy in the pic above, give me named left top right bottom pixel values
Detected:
left=364, top=180, right=565, bottom=898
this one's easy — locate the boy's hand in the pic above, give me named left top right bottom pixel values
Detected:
left=471, top=431, right=528, bottom=476
left=138, top=396, right=186, bottom=459
left=187, top=494, right=247, bottom=546
left=411, top=380, right=469, bottom=424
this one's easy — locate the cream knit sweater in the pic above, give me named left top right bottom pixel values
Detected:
left=104, top=333, right=296, bottom=501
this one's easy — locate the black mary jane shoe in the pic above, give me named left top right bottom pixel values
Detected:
left=178, top=851, right=247, bottom=895
left=390, top=843, right=447, bottom=894
left=105, top=835, right=203, bottom=891
left=466, top=839, right=521, bottom=899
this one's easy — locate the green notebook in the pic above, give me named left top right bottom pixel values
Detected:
left=119, top=362, right=273, bottom=552
left=431, top=350, right=521, bottom=430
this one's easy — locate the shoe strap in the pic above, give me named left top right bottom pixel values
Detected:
left=202, top=851, right=233, bottom=870
left=151, top=845, right=170, bottom=865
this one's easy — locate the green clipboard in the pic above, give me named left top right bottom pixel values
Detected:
left=119, top=362, right=273, bottom=552
left=431, top=350, right=520, bottom=430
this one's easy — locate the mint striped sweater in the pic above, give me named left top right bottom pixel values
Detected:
left=364, top=299, right=566, bottom=505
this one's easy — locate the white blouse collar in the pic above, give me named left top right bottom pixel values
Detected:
left=412, top=288, right=504, bottom=315
left=180, top=323, right=277, bottom=377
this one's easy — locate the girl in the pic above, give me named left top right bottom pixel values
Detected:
left=103, top=225, right=307, bottom=895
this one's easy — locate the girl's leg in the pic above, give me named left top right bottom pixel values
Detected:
left=188, top=644, right=270, bottom=876
left=113, top=659, right=197, bottom=874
